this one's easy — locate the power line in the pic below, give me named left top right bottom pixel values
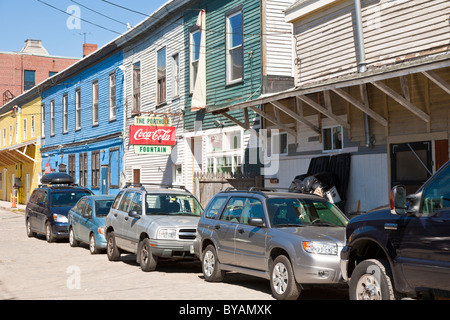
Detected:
left=70, top=0, right=129, bottom=27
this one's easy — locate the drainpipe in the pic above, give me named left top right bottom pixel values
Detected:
left=354, top=0, right=372, bottom=147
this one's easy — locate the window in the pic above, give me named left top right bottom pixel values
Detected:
left=132, top=62, right=141, bottom=113
left=226, top=9, right=243, bottom=84
left=190, top=28, right=201, bottom=92
left=75, top=88, right=81, bottom=130
left=50, top=99, right=55, bottom=136
left=23, top=118, right=27, bottom=140
left=157, top=47, right=166, bottom=105
left=322, top=126, right=343, bottom=152
left=206, top=131, right=243, bottom=174
left=49, top=71, right=58, bottom=77
left=79, top=152, right=88, bottom=187
left=9, top=125, right=12, bottom=144
left=172, top=53, right=179, bottom=98
left=91, top=151, right=100, bottom=188
left=109, top=72, right=116, bottom=121
left=62, top=94, right=68, bottom=133
left=272, top=131, right=288, bottom=155
left=31, top=115, right=35, bottom=138
left=24, top=70, right=36, bottom=91
left=3, top=128, right=6, bottom=146
left=68, top=154, right=75, bottom=178
left=221, top=197, right=246, bottom=223
left=204, top=197, right=227, bottom=219
left=92, top=81, right=99, bottom=126
left=41, top=104, right=45, bottom=138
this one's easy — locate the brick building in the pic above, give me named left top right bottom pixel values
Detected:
left=0, top=39, right=80, bottom=106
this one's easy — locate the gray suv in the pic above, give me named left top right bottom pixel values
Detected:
left=105, top=184, right=203, bottom=271
left=194, top=188, right=348, bottom=300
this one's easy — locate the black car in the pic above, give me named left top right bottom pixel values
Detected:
left=25, top=173, right=93, bottom=242
left=341, top=161, right=450, bottom=300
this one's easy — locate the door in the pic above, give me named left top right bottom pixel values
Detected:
left=391, top=141, right=432, bottom=195
left=72, top=198, right=87, bottom=240
left=122, top=192, right=143, bottom=251
left=79, top=198, right=93, bottom=242
left=114, top=191, right=136, bottom=251
left=101, top=166, right=109, bottom=195
left=397, top=162, right=450, bottom=291
left=214, top=197, right=245, bottom=265
left=234, top=198, right=267, bottom=271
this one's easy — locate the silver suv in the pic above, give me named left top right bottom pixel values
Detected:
left=193, top=188, right=348, bottom=300
left=105, top=184, right=203, bottom=271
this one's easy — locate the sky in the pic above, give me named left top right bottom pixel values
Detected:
left=0, top=0, right=168, bottom=58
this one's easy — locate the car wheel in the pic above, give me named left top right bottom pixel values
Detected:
left=202, top=244, right=225, bottom=282
left=89, top=233, right=100, bottom=254
left=45, top=221, right=55, bottom=243
left=69, top=227, right=79, bottom=247
left=26, top=218, right=36, bottom=238
left=139, top=238, right=158, bottom=272
left=349, top=259, right=396, bottom=300
left=270, top=255, right=301, bottom=300
left=106, top=231, right=121, bottom=261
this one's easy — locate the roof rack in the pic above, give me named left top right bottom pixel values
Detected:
left=40, top=173, right=76, bottom=186
left=125, top=182, right=186, bottom=191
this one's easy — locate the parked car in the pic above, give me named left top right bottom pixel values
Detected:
left=105, top=183, right=203, bottom=271
left=341, top=161, right=450, bottom=300
left=68, top=195, right=115, bottom=254
left=25, top=173, right=93, bottom=242
left=194, top=187, right=348, bottom=300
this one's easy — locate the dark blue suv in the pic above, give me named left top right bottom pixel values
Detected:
left=25, top=173, right=93, bottom=242
left=341, top=161, right=450, bottom=300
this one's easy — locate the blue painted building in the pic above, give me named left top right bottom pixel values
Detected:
left=40, top=50, right=124, bottom=195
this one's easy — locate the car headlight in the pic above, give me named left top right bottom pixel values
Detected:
left=53, top=213, right=68, bottom=223
left=157, top=228, right=177, bottom=239
left=302, top=241, right=337, bottom=255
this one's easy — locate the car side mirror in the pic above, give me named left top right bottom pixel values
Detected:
left=390, top=185, right=407, bottom=215
left=129, top=210, right=140, bottom=219
left=248, top=217, right=265, bottom=228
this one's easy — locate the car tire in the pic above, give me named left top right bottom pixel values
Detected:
left=270, top=255, right=301, bottom=300
left=69, top=227, right=79, bottom=247
left=202, top=244, right=225, bottom=282
left=89, top=233, right=100, bottom=254
left=26, top=218, right=36, bottom=238
left=138, top=238, right=158, bottom=272
left=106, top=231, right=121, bottom=261
left=45, top=221, right=55, bottom=243
left=349, top=259, right=396, bottom=300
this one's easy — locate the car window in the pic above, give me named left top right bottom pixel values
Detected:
left=267, top=198, right=347, bottom=227
left=130, top=192, right=143, bottom=214
left=95, top=200, right=114, bottom=217
left=84, top=202, right=93, bottom=218
left=420, top=163, right=450, bottom=215
left=240, top=198, right=264, bottom=225
left=112, top=191, right=124, bottom=209
left=145, top=194, right=203, bottom=216
left=204, top=196, right=227, bottom=219
left=36, top=190, right=48, bottom=205
left=75, top=198, right=87, bottom=213
left=220, top=197, right=246, bottom=223
left=49, top=190, right=91, bottom=207
left=118, top=191, right=135, bottom=212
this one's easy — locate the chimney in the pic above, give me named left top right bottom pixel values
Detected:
left=21, top=39, right=49, bottom=55
left=83, top=43, right=98, bottom=57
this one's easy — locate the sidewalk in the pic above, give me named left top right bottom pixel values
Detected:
left=0, top=200, right=26, bottom=212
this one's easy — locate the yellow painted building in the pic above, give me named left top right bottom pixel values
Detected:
left=0, top=92, right=42, bottom=205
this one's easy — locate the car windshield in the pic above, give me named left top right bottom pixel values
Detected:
left=50, top=190, right=92, bottom=208
left=145, top=194, right=203, bottom=216
left=267, top=197, right=347, bottom=227
left=95, top=200, right=114, bottom=217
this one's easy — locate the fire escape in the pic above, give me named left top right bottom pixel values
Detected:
left=2, top=90, right=15, bottom=105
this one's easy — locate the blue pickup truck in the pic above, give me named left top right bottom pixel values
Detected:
left=341, top=161, right=450, bottom=300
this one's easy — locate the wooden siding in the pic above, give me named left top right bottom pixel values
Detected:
left=183, top=0, right=262, bottom=132
left=263, top=0, right=295, bottom=77
left=293, top=0, right=450, bottom=86
left=41, top=51, right=124, bottom=148
left=122, top=15, right=186, bottom=186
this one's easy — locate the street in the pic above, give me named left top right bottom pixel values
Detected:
left=0, top=207, right=348, bottom=301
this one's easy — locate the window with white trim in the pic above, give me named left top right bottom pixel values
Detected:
left=41, top=103, right=45, bottom=138
left=226, top=9, right=243, bottom=85
left=157, top=47, right=167, bottom=105
left=172, top=53, right=179, bottom=98
left=206, top=130, right=243, bottom=174
left=190, top=28, right=201, bottom=93
left=322, top=125, right=343, bottom=152
left=50, top=99, right=55, bottom=136
left=109, top=72, right=116, bottom=121
left=92, top=80, right=99, bottom=126
left=75, top=88, right=81, bottom=130
left=23, top=118, right=27, bottom=140
left=62, top=93, right=68, bottom=133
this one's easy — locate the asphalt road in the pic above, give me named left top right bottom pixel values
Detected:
left=0, top=208, right=348, bottom=301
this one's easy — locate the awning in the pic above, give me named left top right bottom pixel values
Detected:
left=208, top=53, right=450, bottom=136
left=0, top=139, right=38, bottom=166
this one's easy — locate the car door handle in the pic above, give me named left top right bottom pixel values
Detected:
left=214, top=225, right=221, bottom=230
left=384, top=223, right=397, bottom=230
left=237, top=228, right=245, bottom=234
left=124, top=216, right=129, bottom=221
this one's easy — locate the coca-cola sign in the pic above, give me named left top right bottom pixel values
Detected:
left=129, top=125, right=176, bottom=146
